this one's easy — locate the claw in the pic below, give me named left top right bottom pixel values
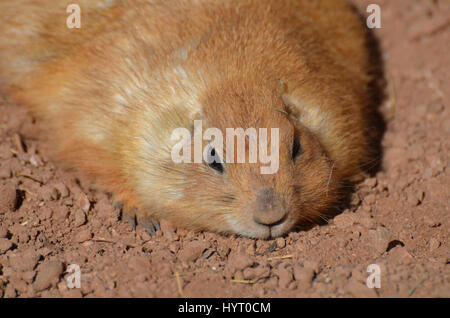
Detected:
left=137, top=215, right=160, bottom=236
left=153, top=218, right=161, bottom=232
left=118, top=204, right=136, bottom=230
left=122, top=212, right=136, bottom=230
left=119, top=204, right=160, bottom=236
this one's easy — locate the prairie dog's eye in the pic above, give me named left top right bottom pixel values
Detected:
left=291, top=136, right=301, bottom=162
left=207, top=148, right=224, bottom=174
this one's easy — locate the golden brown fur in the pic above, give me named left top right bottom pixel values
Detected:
left=0, top=0, right=373, bottom=238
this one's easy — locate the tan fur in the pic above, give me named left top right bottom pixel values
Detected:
left=0, top=0, right=373, bottom=238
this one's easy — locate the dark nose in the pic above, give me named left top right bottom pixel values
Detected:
left=253, top=188, right=286, bottom=226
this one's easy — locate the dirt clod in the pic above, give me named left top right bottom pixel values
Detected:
left=0, top=166, right=12, bottom=179
left=373, top=226, right=392, bottom=254
left=228, top=252, right=254, bottom=273
left=33, top=260, right=64, bottom=292
left=293, top=266, right=315, bottom=288
left=178, top=241, right=209, bottom=263
left=0, top=185, right=17, bottom=214
left=0, top=238, right=13, bottom=254
left=334, top=214, right=355, bottom=229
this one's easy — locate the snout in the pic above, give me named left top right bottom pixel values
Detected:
left=252, top=188, right=287, bottom=227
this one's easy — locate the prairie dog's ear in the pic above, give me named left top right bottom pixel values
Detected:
left=281, top=94, right=301, bottom=119
left=281, top=93, right=329, bottom=137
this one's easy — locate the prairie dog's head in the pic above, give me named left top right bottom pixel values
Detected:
left=131, top=77, right=339, bottom=239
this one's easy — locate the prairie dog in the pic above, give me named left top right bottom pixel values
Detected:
left=0, top=0, right=374, bottom=239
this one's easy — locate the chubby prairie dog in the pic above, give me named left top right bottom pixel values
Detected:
left=0, top=0, right=375, bottom=239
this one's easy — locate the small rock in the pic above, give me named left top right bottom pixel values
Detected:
left=29, top=154, right=43, bottom=167
left=359, top=214, right=375, bottom=229
left=277, top=265, right=293, bottom=288
left=33, top=260, right=64, bottom=291
left=74, top=229, right=92, bottom=243
left=364, top=178, right=378, bottom=189
left=372, top=226, right=392, bottom=254
left=168, top=242, right=179, bottom=254
left=9, top=249, right=40, bottom=271
left=351, top=194, right=361, bottom=206
left=39, top=207, right=53, bottom=221
left=0, top=238, right=13, bottom=254
left=0, top=226, right=8, bottom=238
left=243, top=266, right=271, bottom=281
left=73, top=210, right=87, bottom=227
left=54, top=183, right=70, bottom=198
left=406, top=188, right=425, bottom=206
left=424, top=167, right=433, bottom=179
left=245, top=243, right=256, bottom=255
left=53, top=207, right=69, bottom=224
left=62, top=197, right=74, bottom=207
left=95, top=198, right=114, bottom=219
left=0, top=185, right=17, bottom=214
left=202, top=248, right=215, bottom=259
left=13, top=133, right=25, bottom=153
left=364, top=194, right=377, bottom=205
left=178, top=241, right=209, bottom=263
left=333, top=213, right=354, bottom=229
left=293, top=265, right=315, bottom=288
left=227, top=252, right=254, bottom=272
left=40, top=186, right=59, bottom=201
left=388, top=246, right=414, bottom=265
left=350, top=229, right=361, bottom=241
left=0, top=166, right=12, bottom=179
left=276, top=237, right=286, bottom=249
left=217, top=246, right=231, bottom=258
left=429, top=238, right=441, bottom=251
left=77, top=193, right=91, bottom=213
left=37, top=247, right=52, bottom=257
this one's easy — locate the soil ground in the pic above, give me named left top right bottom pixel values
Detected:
left=0, top=0, right=449, bottom=298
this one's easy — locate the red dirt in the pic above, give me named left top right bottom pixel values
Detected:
left=0, top=0, right=449, bottom=298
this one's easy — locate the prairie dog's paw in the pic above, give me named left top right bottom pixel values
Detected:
left=116, top=201, right=160, bottom=236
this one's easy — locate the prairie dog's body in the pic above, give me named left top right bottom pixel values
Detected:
left=0, top=0, right=373, bottom=238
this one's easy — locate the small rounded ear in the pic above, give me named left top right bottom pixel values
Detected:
left=281, top=93, right=324, bottom=136
left=281, top=93, right=301, bottom=119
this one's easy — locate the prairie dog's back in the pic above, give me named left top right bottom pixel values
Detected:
left=0, top=0, right=368, bottom=90
left=0, top=1, right=110, bottom=84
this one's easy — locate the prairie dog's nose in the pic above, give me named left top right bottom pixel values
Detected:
left=253, top=188, right=286, bottom=226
